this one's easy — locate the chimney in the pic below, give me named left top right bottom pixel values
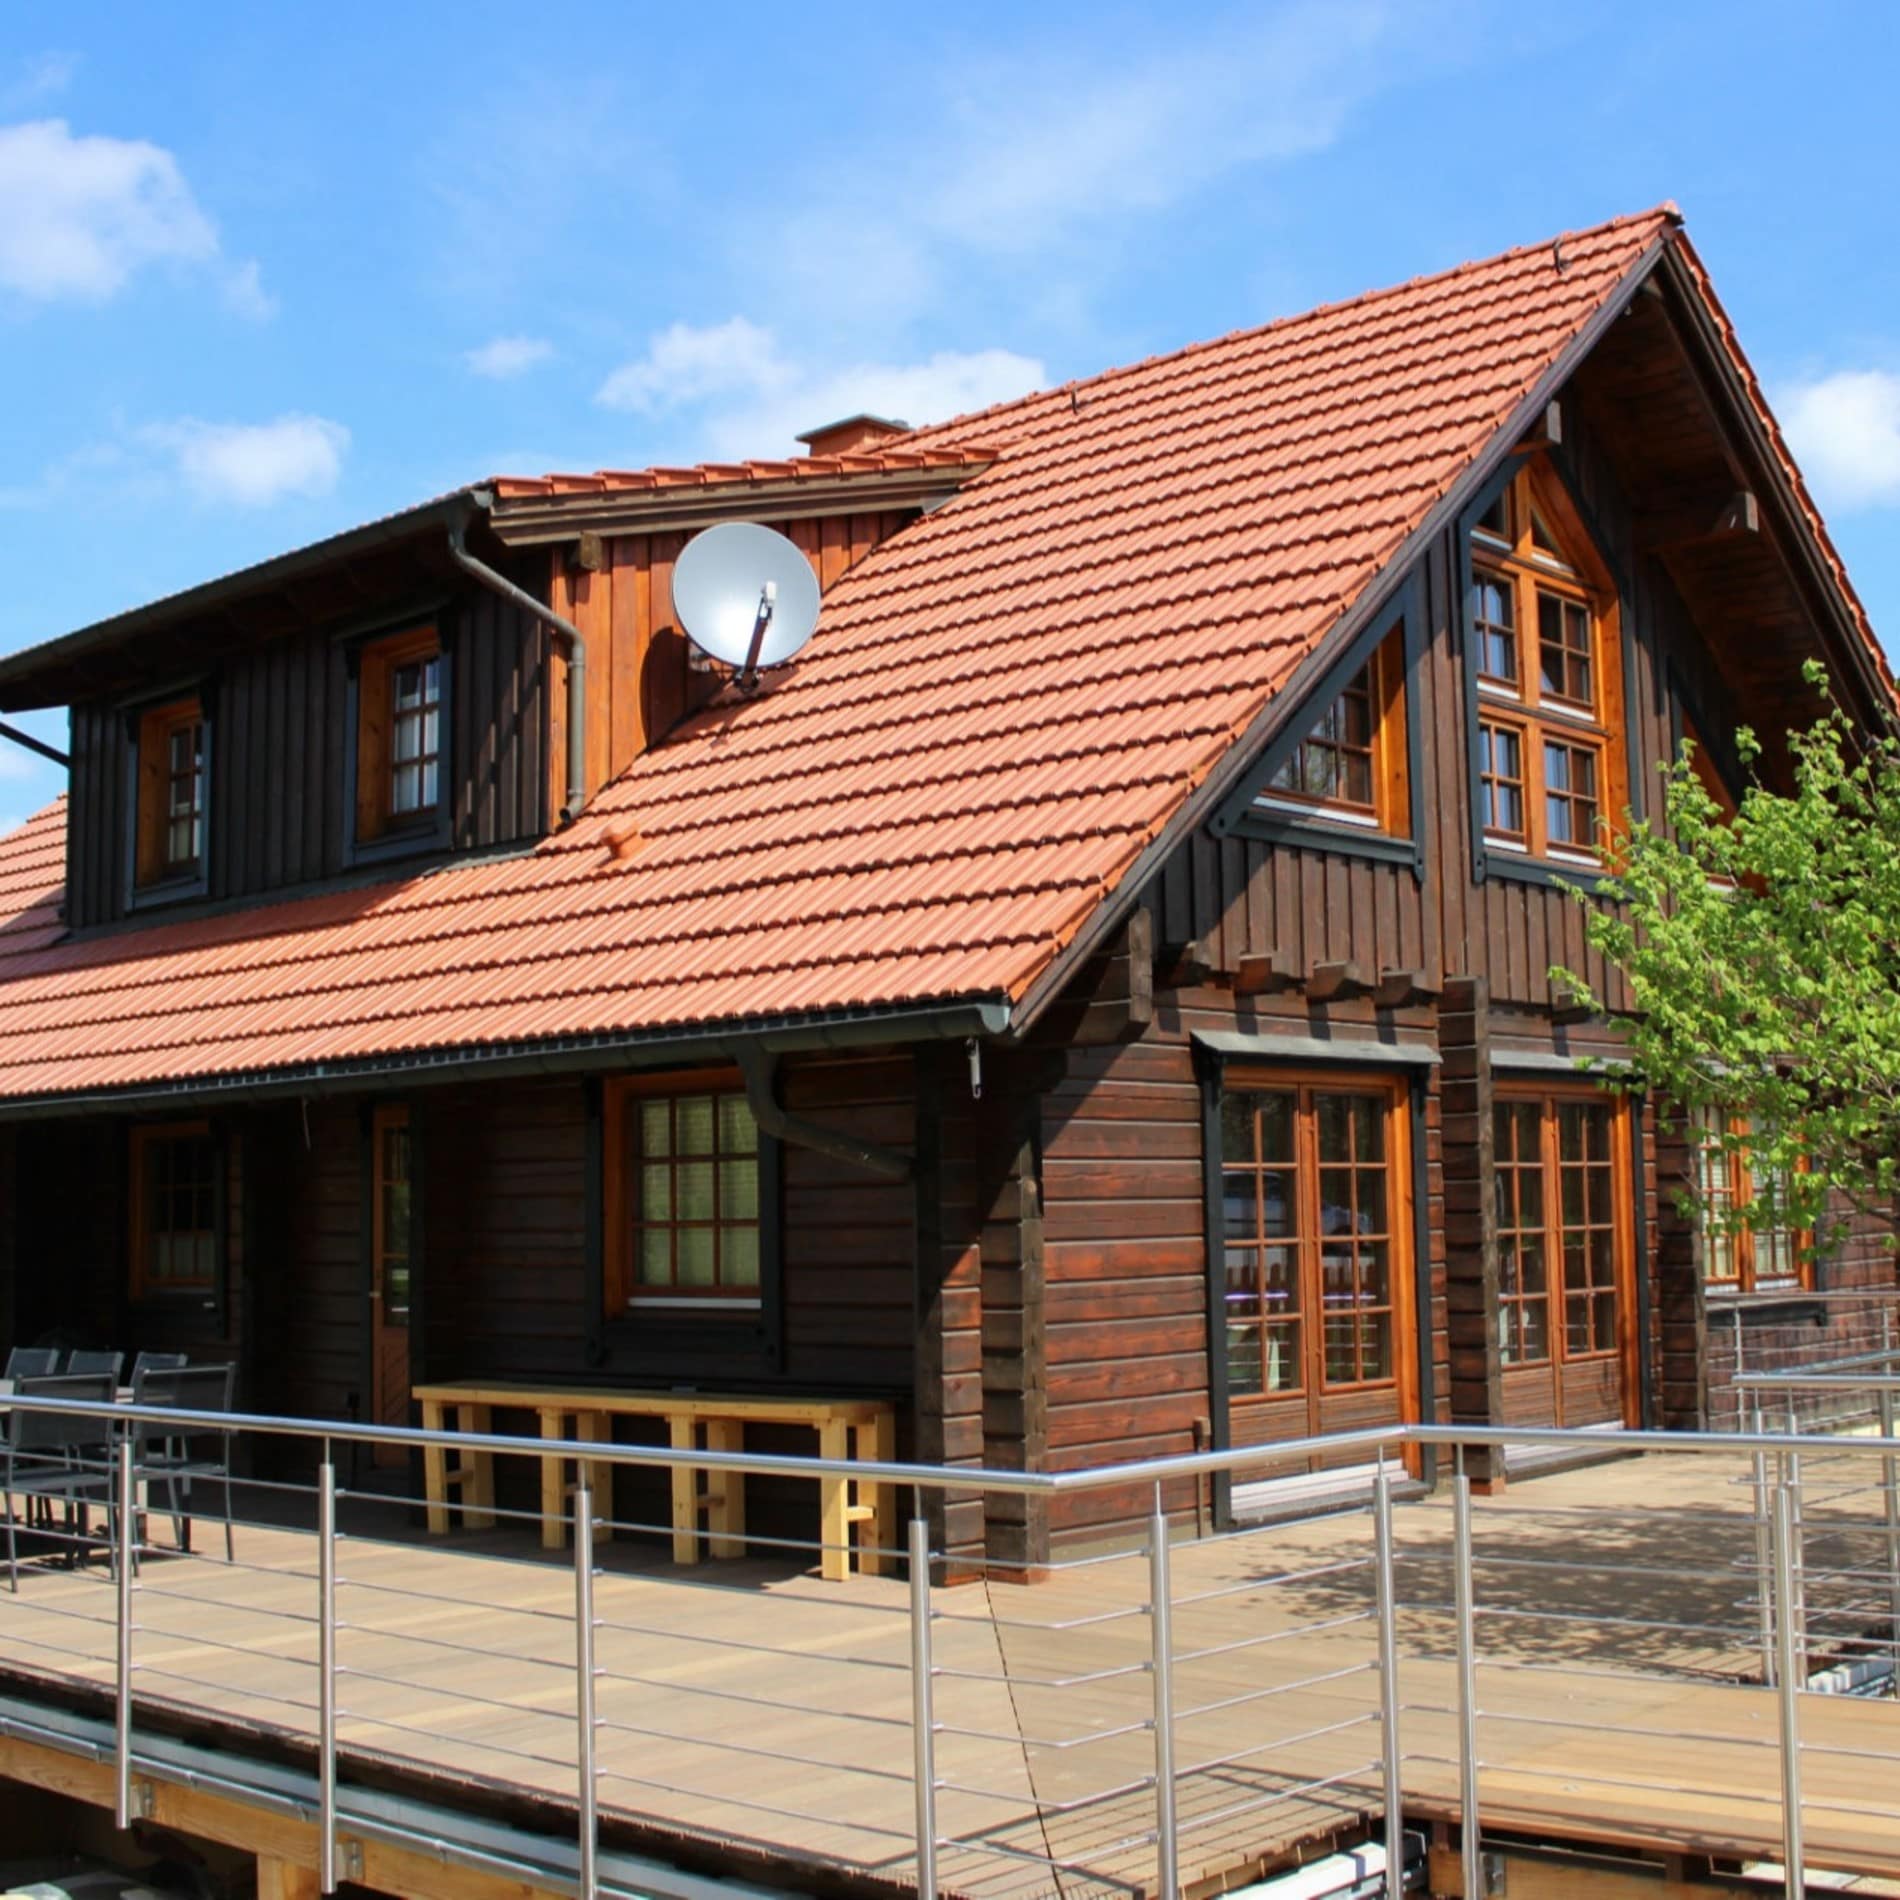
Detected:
left=794, top=413, right=912, bottom=458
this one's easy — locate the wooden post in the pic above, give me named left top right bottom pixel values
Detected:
left=1654, top=1099, right=1709, bottom=1429
left=1440, top=976, right=1504, bottom=1489
left=256, top=1857, right=320, bottom=1900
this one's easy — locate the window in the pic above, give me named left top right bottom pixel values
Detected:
left=1221, top=1081, right=1406, bottom=1399
left=1259, top=622, right=1409, bottom=832
left=603, top=1072, right=763, bottom=1310
left=356, top=625, right=444, bottom=845
left=129, top=1122, right=218, bottom=1300
left=1492, top=1092, right=1628, bottom=1366
left=1695, top=1113, right=1805, bottom=1294
left=374, top=1105, right=413, bottom=1324
left=133, top=697, right=207, bottom=889
left=1468, top=462, right=1627, bottom=865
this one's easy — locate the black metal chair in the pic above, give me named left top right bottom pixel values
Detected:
left=65, top=1349, right=125, bottom=1382
left=131, top=1362, right=238, bottom=1561
left=131, top=1350, right=188, bottom=1379
left=4, top=1347, right=61, bottom=1380
left=2, top=1372, right=118, bottom=1590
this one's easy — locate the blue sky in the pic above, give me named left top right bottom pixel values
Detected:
left=3, top=1, right=1898, bottom=828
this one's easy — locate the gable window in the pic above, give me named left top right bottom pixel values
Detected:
left=603, top=1071, right=764, bottom=1311
left=355, top=625, right=445, bottom=846
left=1259, top=622, right=1409, bottom=833
left=1696, top=1112, right=1805, bottom=1294
left=133, top=697, right=207, bottom=890
left=1469, top=463, right=1627, bottom=866
left=129, top=1121, right=219, bottom=1301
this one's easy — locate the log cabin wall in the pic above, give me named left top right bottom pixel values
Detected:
left=63, top=565, right=551, bottom=931
left=545, top=509, right=918, bottom=810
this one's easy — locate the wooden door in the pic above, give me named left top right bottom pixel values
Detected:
left=369, top=1105, right=413, bottom=1465
left=1218, top=1075, right=1416, bottom=1477
left=1495, top=1089, right=1637, bottom=1431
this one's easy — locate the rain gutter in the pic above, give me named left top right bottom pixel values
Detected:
left=447, top=511, right=590, bottom=820
left=0, top=997, right=1014, bottom=1123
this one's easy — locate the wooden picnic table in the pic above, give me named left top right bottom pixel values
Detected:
left=411, top=1381, right=897, bottom=1581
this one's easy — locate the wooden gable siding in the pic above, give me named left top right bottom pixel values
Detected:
left=544, top=510, right=917, bottom=812
left=64, top=573, right=550, bottom=930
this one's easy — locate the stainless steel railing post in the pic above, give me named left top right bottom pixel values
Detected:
left=1773, top=1482, right=1806, bottom=1898
left=318, top=1453, right=338, bottom=1894
left=1753, top=1390, right=1776, bottom=1686
left=1149, top=1484, right=1178, bottom=1900
left=574, top=1478, right=598, bottom=1900
left=1881, top=1387, right=1900, bottom=1673
left=1453, top=1472, right=1483, bottom=1900
left=1372, top=1464, right=1404, bottom=1900
left=1783, top=1425, right=1809, bottom=1689
left=113, top=1430, right=134, bottom=1830
left=908, top=1516, right=939, bottom=1899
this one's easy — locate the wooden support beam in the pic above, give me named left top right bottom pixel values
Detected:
left=1233, top=949, right=1298, bottom=997
left=1372, top=966, right=1433, bottom=1009
left=1649, top=488, right=1761, bottom=551
left=1068, top=906, right=1156, bottom=1043
left=1550, top=983, right=1595, bottom=1026
left=1159, top=935, right=1218, bottom=990
left=257, top=1859, right=321, bottom=1900
left=1305, top=959, right=1366, bottom=1004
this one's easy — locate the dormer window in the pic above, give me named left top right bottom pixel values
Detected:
left=355, top=625, right=446, bottom=848
left=1259, top=622, right=1408, bottom=834
left=133, top=696, right=207, bottom=892
left=1469, top=461, right=1627, bottom=867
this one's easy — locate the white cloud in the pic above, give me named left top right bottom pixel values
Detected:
left=596, top=318, right=789, bottom=414
left=142, top=414, right=350, bottom=508
left=0, top=118, right=218, bottom=301
left=594, top=317, right=1044, bottom=457
left=5, top=51, right=80, bottom=106
left=222, top=257, right=277, bottom=321
left=465, top=334, right=555, bottom=379
left=1781, top=369, right=1900, bottom=512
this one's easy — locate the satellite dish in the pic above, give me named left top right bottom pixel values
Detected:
left=671, top=521, right=822, bottom=693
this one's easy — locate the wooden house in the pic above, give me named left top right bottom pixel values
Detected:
left=0, top=204, right=1892, bottom=1571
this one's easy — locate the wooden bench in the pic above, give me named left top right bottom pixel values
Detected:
left=411, top=1382, right=897, bottom=1581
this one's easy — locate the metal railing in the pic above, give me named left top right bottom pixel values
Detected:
left=4, top=1397, right=1900, bottom=1900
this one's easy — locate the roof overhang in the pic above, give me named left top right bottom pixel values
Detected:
left=0, top=489, right=490, bottom=713
left=484, top=456, right=996, bottom=548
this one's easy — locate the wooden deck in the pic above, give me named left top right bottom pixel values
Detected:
left=2, top=1448, right=1899, bottom=1897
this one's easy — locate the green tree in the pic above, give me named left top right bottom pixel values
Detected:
left=1557, top=662, right=1900, bottom=1257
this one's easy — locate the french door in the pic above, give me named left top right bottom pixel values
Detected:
left=1219, top=1075, right=1416, bottom=1466
left=1494, top=1088, right=1636, bottom=1429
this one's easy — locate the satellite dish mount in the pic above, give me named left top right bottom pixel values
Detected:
left=671, top=523, right=822, bottom=693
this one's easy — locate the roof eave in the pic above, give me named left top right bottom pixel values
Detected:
left=0, top=489, right=490, bottom=714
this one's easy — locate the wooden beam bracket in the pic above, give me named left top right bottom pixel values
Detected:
left=1159, top=935, right=1219, bottom=991
left=1305, top=959, right=1366, bottom=1004
left=1372, top=966, right=1434, bottom=1009
left=1550, top=983, right=1596, bottom=1026
left=1233, top=950, right=1299, bottom=998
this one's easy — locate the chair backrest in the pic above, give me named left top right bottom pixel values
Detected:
left=6, top=1372, right=116, bottom=1454
left=65, top=1349, right=124, bottom=1381
left=131, top=1350, right=189, bottom=1380
left=4, top=1346, right=61, bottom=1380
left=132, top=1363, right=237, bottom=1450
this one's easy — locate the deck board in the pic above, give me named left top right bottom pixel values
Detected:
left=3, top=1450, right=1899, bottom=1896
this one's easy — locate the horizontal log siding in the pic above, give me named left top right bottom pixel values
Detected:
left=1040, top=1038, right=1207, bottom=1545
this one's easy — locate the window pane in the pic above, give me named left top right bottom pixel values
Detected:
left=641, top=1163, right=671, bottom=1222
left=719, top=1156, right=758, bottom=1220
left=676, top=1160, right=714, bottom=1221
left=638, top=1229, right=671, bottom=1285
left=723, top=1227, right=761, bottom=1287
left=718, top=1093, right=758, bottom=1154
left=1220, top=1094, right=1253, bottom=1163
left=677, top=1096, right=715, bottom=1155
left=676, top=1229, right=715, bottom=1286
left=1226, top=1319, right=1264, bottom=1398
left=641, top=1099, right=671, bottom=1156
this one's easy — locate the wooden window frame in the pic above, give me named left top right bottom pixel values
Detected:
left=1492, top=1085, right=1638, bottom=1386
left=601, top=1069, right=771, bottom=1316
left=1218, top=1068, right=1417, bottom=1411
left=1467, top=458, right=1630, bottom=872
left=1256, top=623, right=1411, bottom=836
left=352, top=624, right=449, bottom=854
left=128, top=1119, right=221, bottom=1303
left=372, top=1104, right=413, bottom=1326
left=131, top=695, right=209, bottom=895
left=1696, top=1112, right=1809, bottom=1296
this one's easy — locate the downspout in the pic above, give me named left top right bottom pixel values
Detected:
left=733, top=1043, right=913, bottom=1181
left=446, top=517, right=589, bottom=820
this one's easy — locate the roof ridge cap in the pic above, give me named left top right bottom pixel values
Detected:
left=914, top=203, right=1683, bottom=448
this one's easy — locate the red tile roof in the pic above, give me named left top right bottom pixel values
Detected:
left=487, top=444, right=1003, bottom=499
left=0, top=208, right=1714, bottom=1104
